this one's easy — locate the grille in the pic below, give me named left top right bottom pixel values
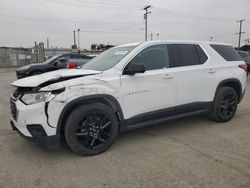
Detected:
left=10, top=100, right=17, bottom=121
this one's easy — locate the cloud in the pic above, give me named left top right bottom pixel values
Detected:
left=0, top=0, right=249, bottom=48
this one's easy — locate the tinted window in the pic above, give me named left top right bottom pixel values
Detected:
left=169, top=44, right=200, bottom=67
left=72, top=54, right=90, bottom=59
left=196, top=45, right=208, bottom=64
left=211, top=45, right=241, bottom=61
left=238, top=51, right=248, bottom=59
left=129, top=45, right=169, bottom=71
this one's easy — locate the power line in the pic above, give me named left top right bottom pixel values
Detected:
left=154, top=7, right=239, bottom=22
left=0, top=14, right=140, bottom=25
left=0, top=26, right=143, bottom=35
left=45, top=0, right=138, bottom=10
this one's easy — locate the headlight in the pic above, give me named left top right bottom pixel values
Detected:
left=21, top=92, right=49, bottom=105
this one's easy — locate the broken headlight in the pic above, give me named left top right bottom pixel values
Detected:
left=21, top=92, right=50, bottom=105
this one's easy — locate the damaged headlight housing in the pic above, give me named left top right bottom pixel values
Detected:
left=21, top=92, right=50, bottom=105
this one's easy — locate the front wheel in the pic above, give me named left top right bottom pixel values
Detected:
left=209, top=86, right=238, bottom=122
left=64, top=103, right=119, bottom=156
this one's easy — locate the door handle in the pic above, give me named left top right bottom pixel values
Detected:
left=162, top=74, right=173, bottom=79
left=208, top=69, right=216, bottom=73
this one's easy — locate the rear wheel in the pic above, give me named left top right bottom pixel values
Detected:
left=210, top=86, right=238, bottom=122
left=64, top=103, right=119, bottom=155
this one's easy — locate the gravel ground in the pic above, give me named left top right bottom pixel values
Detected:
left=0, top=71, right=250, bottom=188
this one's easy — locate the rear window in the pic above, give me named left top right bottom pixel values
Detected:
left=211, top=45, right=241, bottom=61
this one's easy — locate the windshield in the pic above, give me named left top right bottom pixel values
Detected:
left=83, top=46, right=136, bottom=71
left=44, top=55, right=61, bottom=64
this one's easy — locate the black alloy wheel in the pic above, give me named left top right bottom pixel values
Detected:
left=76, top=112, right=112, bottom=149
left=65, top=103, right=119, bottom=155
left=219, top=92, right=237, bottom=119
left=210, top=86, right=238, bottom=122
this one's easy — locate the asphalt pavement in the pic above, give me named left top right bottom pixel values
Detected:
left=1, top=71, right=250, bottom=188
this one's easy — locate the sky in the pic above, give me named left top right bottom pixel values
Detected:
left=0, top=0, right=250, bottom=49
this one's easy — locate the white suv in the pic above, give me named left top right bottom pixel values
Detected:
left=10, top=41, right=247, bottom=155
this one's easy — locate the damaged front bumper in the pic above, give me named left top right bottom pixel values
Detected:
left=10, top=96, right=60, bottom=149
left=10, top=120, right=60, bottom=149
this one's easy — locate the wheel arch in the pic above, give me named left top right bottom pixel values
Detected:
left=56, top=94, right=124, bottom=135
left=214, top=78, right=242, bottom=102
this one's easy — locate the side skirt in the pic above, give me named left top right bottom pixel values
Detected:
left=120, top=102, right=212, bottom=132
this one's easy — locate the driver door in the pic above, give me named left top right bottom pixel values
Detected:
left=120, top=44, right=177, bottom=119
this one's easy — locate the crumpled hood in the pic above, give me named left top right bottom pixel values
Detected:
left=12, top=69, right=101, bottom=87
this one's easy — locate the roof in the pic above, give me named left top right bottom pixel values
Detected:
left=142, top=40, right=231, bottom=46
left=116, top=40, right=232, bottom=48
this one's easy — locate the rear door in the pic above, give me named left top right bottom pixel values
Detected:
left=168, top=44, right=216, bottom=106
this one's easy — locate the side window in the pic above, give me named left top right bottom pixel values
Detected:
left=169, top=44, right=201, bottom=67
left=196, top=45, right=208, bottom=64
left=129, top=44, right=169, bottom=71
left=210, top=45, right=242, bottom=61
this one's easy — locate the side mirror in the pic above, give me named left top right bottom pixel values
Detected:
left=124, top=63, right=146, bottom=75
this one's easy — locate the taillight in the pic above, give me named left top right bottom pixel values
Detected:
left=67, top=62, right=77, bottom=69
left=239, top=64, right=248, bottom=72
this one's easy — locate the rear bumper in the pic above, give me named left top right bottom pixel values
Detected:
left=10, top=120, right=60, bottom=149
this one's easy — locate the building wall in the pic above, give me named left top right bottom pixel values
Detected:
left=0, top=47, right=32, bottom=68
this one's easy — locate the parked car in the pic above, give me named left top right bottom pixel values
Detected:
left=10, top=41, right=247, bottom=155
left=66, top=56, right=95, bottom=69
left=16, top=53, right=93, bottom=79
left=238, top=51, right=250, bottom=72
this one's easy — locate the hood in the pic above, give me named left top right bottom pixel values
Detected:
left=17, top=63, right=44, bottom=71
left=12, top=69, right=101, bottom=87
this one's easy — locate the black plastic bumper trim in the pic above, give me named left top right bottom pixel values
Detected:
left=10, top=121, right=60, bottom=149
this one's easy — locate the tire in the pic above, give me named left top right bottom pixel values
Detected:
left=210, top=86, right=238, bottom=122
left=64, top=103, right=119, bottom=156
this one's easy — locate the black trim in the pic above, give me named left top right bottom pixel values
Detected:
left=45, top=102, right=54, bottom=128
left=10, top=121, right=60, bottom=149
left=214, top=78, right=242, bottom=103
left=27, top=124, right=47, bottom=137
left=120, top=102, right=212, bottom=132
left=38, top=74, right=96, bottom=88
left=56, top=94, right=124, bottom=134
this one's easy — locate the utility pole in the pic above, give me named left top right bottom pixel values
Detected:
left=73, top=30, right=76, bottom=46
left=143, top=5, right=151, bottom=41
left=156, top=33, right=160, bottom=40
left=47, top=38, right=49, bottom=49
left=151, top=33, right=153, bottom=41
left=235, top=19, right=245, bottom=49
left=244, top=39, right=250, bottom=45
left=77, top=28, right=80, bottom=53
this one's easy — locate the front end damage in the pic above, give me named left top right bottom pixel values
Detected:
left=10, top=86, right=62, bottom=149
left=9, top=69, right=120, bottom=149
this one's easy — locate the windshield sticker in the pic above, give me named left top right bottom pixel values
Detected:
left=114, top=51, right=128, bottom=55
